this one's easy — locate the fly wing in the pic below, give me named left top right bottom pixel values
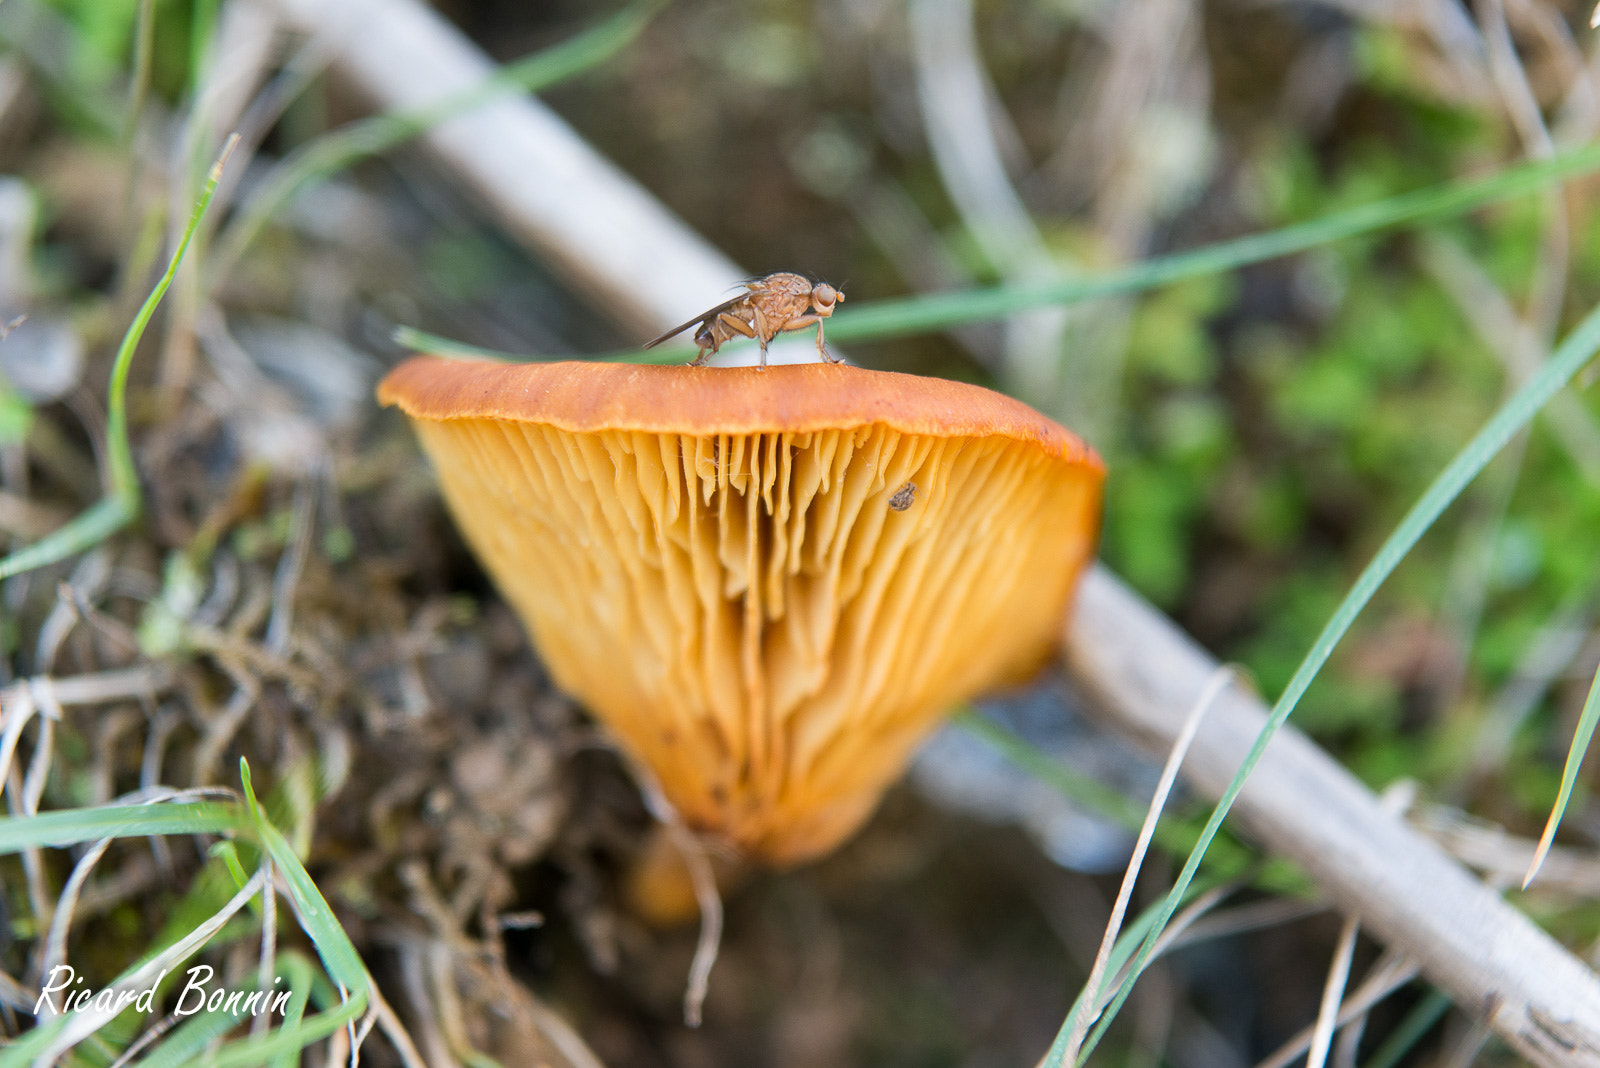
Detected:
left=643, top=293, right=747, bottom=349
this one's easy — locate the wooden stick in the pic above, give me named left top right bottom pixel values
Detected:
left=256, top=0, right=1600, bottom=1060
left=1064, top=565, right=1600, bottom=1068
left=263, top=0, right=813, bottom=364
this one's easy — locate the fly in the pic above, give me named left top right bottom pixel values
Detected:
left=645, top=272, right=844, bottom=368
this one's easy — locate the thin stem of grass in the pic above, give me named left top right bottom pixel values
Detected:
left=1075, top=295, right=1600, bottom=1062
left=210, top=0, right=663, bottom=283
left=389, top=326, right=521, bottom=363
left=238, top=759, right=369, bottom=999
left=1255, top=952, right=1419, bottom=1068
left=1362, top=989, right=1452, bottom=1068
left=823, top=141, right=1600, bottom=344
left=955, top=709, right=1156, bottom=830
left=671, top=819, right=722, bottom=1029
left=1057, top=667, right=1234, bottom=1066
left=124, top=0, right=155, bottom=147
left=40, top=835, right=115, bottom=989
left=0, top=134, right=237, bottom=581
left=392, top=323, right=688, bottom=364
left=397, top=140, right=1600, bottom=366
left=955, top=709, right=1300, bottom=891
left=1308, top=915, right=1362, bottom=1068
left=0, top=800, right=244, bottom=852
left=0, top=764, right=371, bottom=1063
left=1525, top=661, right=1600, bottom=887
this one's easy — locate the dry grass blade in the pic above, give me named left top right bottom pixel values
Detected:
left=1057, top=666, right=1235, bottom=1066
left=1306, top=914, right=1361, bottom=1068
left=0, top=681, right=41, bottom=800
left=39, top=835, right=115, bottom=987
left=254, top=857, right=278, bottom=1041
left=1525, top=661, right=1600, bottom=888
left=1255, top=952, right=1421, bottom=1068
left=635, top=763, right=725, bottom=1029
left=366, top=977, right=428, bottom=1068
left=670, top=819, right=723, bottom=1029
left=1166, top=898, right=1328, bottom=950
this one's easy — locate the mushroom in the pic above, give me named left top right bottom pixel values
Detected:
left=378, top=357, right=1104, bottom=867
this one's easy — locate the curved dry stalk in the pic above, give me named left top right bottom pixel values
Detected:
left=1061, top=665, right=1234, bottom=1064
left=366, top=975, right=427, bottom=1068
left=107, top=1010, right=185, bottom=1068
left=668, top=821, right=723, bottom=1029
left=634, top=766, right=724, bottom=1029
left=1166, top=897, right=1328, bottom=950
left=1306, top=914, right=1360, bottom=1068
left=38, top=835, right=114, bottom=989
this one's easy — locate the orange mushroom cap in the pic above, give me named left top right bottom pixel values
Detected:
left=379, top=357, right=1104, bottom=865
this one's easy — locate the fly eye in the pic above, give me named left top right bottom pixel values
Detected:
left=813, top=284, right=838, bottom=308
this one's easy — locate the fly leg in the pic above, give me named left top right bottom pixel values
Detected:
left=692, top=313, right=755, bottom=367
left=750, top=305, right=774, bottom=369
left=815, top=318, right=842, bottom=363
left=775, top=313, right=842, bottom=363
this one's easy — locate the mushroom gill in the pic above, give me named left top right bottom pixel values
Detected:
left=379, top=357, right=1104, bottom=866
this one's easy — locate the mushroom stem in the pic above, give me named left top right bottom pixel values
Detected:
left=623, top=825, right=747, bottom=929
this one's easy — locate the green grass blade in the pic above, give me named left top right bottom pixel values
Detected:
left=0, top=801, right=245, bottom=852
left=128, top=996, right=365, bottom=1068
left=265, top=952, right=316, bottom=1068
left=237, top=760, right=368, bottom=999
left=126, top=974, right=285, bottom=1066
left=955, top=709, right=1151, bottom=829
left=1068, top=297, right=1600, bottom=1063
left=0, top=864, right=270, bottom=1064
left=0, top=135, right=235, bottom=581
left=957, top=714, right=1313, bottom=896
left=0, top=496, right=135, bottom=582
left=390, top=325, right=518, bottom=362
left=390, top=324, right=687, bottom=365
left=1040, top=872, right=1243, bottom=1068
left=1041, top=894, right=1168, bottom=1067
left=0, top=774, right=360, bottom=1064
left=824, top=141, right=1600, bottom=343
left=189, top=0, right=222, bottom=98
left=396, top=140, right=1600, bottom=367
left=1525, top=661, right=1600, bottom=887
left=213, top=0, right=663, bottom=279
left=1362, top=989, right=1450, bottom=1068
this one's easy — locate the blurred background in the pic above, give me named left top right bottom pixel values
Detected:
left=3, top=0, right=1600, bottom=1064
